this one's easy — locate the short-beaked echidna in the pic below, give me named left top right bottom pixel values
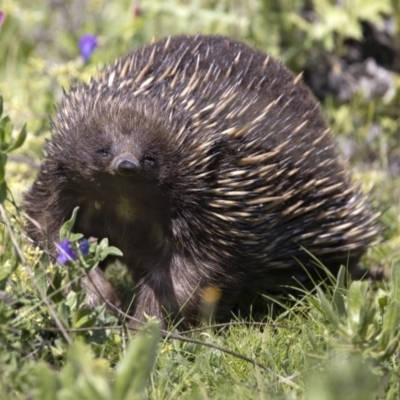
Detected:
left=24, top=35, right=380, bottom=325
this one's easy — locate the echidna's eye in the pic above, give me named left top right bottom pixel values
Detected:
left=143, top=155, right=158, bottom=169
left=96, top=148, right=111, bottom=157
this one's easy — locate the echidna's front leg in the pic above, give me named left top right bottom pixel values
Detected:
left=81, top=267, right=122, bottom=310
left=130, top=275, right=182, bottom=327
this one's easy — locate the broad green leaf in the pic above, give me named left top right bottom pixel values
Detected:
left=33, top=362, right=60, bottom=400
left=357, top=302, right=376, bottom=341
left=317, top=287, right=339, bottom=328
left=98, top=237, right=109, bottom=249
left=46, top=268, right=65, bottom=304
left=0, top=153, right=6, bottom=182
left=69, top=232, right=84, bottom=242
left=378, top=329, right=392, bottom=350
left=114, top=321, right=161, bottom=400
left=73, top=308, right=98, bottom=329
left=0, top=181, right=7, bottom=203
left=376, top=336, right=400, bottom=360
left=347, top=281, right=369, bottom=329
left=0, top=260, right=13, bottom=282
left=6, top=122, right=27, bottom=153
left=100, top=246, right=123, bottom=261
left=64, top=341, right=111, bottom=400
left=59, top=207, right=80, bottom=240
left=0, top=116, right=12, bottom=148
left=380, top=300, right=400, bottom=345
left=96, top=238, right=122, bottom=261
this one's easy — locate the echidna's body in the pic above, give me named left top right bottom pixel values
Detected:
left=24, top=35, right=379, bottom=325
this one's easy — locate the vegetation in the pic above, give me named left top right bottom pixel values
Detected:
left=0, top=0, right=399, bottom=398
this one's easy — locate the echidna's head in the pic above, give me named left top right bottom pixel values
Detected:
left=47, top=91, right=184, bottom=203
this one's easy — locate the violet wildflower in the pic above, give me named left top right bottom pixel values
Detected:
left=56, top=239, right=77, bottom=264
left=79, top=238, right=90, bottom=256
left=0, top=11, right=4, bottom=26
left=78, top=34, right=98, bottom=63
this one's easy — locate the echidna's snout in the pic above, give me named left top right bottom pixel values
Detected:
left=112, top=153, right=141, bottom=176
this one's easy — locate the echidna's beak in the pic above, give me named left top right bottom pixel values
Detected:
left=112, top=153, right=141, bottom=176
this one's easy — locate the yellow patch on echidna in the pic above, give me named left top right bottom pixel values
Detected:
left=201, top=286, right=222, bottom=304
left=116, top=197, right=137, bottom=220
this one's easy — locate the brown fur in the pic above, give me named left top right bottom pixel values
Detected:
left=24, top=35, right=380, bottom=326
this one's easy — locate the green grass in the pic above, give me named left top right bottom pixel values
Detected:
left=0, top=0, right=400, bottom=398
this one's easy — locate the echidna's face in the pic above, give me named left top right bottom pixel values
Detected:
left=50, top=99, right=177, bottom=195
left=89, top=126, right=164, bottom=184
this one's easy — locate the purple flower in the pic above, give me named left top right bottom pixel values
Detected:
left=78, top=34, right=98, bottom=63
left=79, top=238, right=90, bottom=256
left=56, top=240, right=77, bottom=264
left=0, top=11, right=4, bottom=26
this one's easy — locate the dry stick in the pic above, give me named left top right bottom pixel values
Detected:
left=96, top=289, right=298, bottom=378
left=178, top=321, right=301, bottom=335
left=152, top=327, right=299, bottom=386
left=114, top=309, right=284, bottom=378
left=0, top=204, right=72, bottom=345
left=162, top=330, right=275, bottom=373
left=38, top=322, right=299, bottom=386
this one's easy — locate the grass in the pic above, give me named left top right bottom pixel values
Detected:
left=0, top=0, right=400, bottom=398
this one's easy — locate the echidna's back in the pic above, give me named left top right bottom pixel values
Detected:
left=105, top=35, right=340, bottom=181
left=96, top=35, right=379, bottom=279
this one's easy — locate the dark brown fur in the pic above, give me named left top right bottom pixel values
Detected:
left=24, top=35, right=380, bottom=326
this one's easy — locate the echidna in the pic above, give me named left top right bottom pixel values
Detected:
left=24, top=35, right=380, bottom=326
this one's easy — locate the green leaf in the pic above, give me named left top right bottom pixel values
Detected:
left=305, top=326, right=320, bottom=352
left=357, top=301, right=376, bottom=341
left=0, top=181, right=7, bottom=203
left=347, top=281, right=369, bottom=327
left=332, top=265, right=347, bottom=318
left=69, top=232, right=84, bottom=242
left=391, top=263, right=400, bottom=301
left=0, top=96, right=3, bottom=118
left=378, top=329, right=392, bottom=350
left=100, top=246, right=123, bottom=261
left=0, top=260, right=14, bottom=282
left=317, top=287, right=339, bottom=328
left=6, top=122, right=27, bottom=153
left=59, top=207, right=80, bottom=240
left=98, top=237, right=109, bottom=249
left=46, top=268, right=65, bottom=304
left=96, top=238, right=123, bottom=261
left=33, top=362, right=60, bottom=400
left=63, top=341, right=111, bottom=400
left=383, top=299, right=400, bottom=331
left=376, top=336, right=400, bottom=361
left=0, top=116, right=12, bottom=149
left=379, top=300, right=400, bottom=349
left=114, top=321, right=161, bottom=400
left=0, top=152, right=6, bottom=182
left=73, top=308, right=98, bottom=329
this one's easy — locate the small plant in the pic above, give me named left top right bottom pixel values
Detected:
left=33, top=321, right=161, bottom=400
left=311, top=264, right=400, bottom=362
left=0, top=95, right=27, bottom=203
left=56, top=206, right=123, bottom=271
left=43, top=207, right=124, bottom=339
